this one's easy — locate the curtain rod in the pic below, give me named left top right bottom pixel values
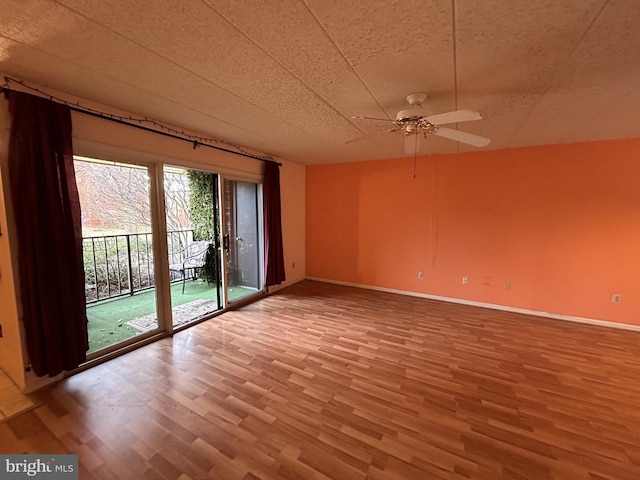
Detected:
left=1, top=81, right=282, bottom=166
left=71, top=106, right=282, bottom=165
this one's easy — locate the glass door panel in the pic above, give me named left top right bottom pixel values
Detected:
left=164, top=167, right=222, bottom=327
left=223, top=180, right=262, bottom=303
left=75, top=156, right=159, bottom=354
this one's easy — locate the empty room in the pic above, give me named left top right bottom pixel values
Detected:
left=0, top=1, right=639, bottom=479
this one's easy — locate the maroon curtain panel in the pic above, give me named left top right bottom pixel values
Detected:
left=7, top=91, right=88, bottom=377
left=263, top=161, right=286, bottom=286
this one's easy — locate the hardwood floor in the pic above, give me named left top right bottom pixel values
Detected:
left=0, top=369, right=37, bottom=420
left=2, top=280, right=640, bottom=479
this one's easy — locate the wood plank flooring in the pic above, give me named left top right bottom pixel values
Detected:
left=0, top=369, right=38, bottom=420
left=2, top=280, right=640, bottom=479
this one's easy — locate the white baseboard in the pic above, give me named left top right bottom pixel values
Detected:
left=266, top=276, right=305, bottom=294
left=305, top=277, right=640, bottom=333
left=23, top=370, right=64, bottom=394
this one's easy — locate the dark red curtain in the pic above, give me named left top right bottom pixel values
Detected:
left=263, top=161, right=286, bottom=286
left=7, top=91, right=88, bottom=377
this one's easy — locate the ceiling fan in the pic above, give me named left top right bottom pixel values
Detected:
left=350, top=93, right=491, bottom=154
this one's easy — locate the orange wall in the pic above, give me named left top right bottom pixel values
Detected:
left=306, top=138, right=640, bottom=326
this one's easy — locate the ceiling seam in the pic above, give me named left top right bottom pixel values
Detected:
left=51, top=3, right=252, bottom=112
left=451, top=0, right=458, bottom=112
left=47, top=0, right=333, bottom=144
left=300, top=0, right=391, bottom=122
left=451, top=0, right=460, bottom=153
left=199, top=0, right=362, bottom=131
left=507, top=0, right=611, bottom=145
left=0, top=34, right=273, bottom=140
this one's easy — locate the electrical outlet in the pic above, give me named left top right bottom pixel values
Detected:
left=504, top=281, right=511, bottom=290
left=612, top=293, right=622, bottom=304
left=462, top=276, right=468, bottom=284
left=292, top=261, right=296, bottom=269
left=417, top=271, right=425, bottom=280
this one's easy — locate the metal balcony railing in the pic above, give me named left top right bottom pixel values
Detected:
left=83, top=229, right=193, bottom=304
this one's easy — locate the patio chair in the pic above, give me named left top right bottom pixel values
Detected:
left=169, top=240, right=211, bottom=293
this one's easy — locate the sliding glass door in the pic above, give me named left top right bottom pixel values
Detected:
left=223, top=180, right=263, bottom=303
left=75, top=157, right=264, bottom=361
left=75, top=156, right=160, bottom=354
left=164, top=167, right=222, bottom=327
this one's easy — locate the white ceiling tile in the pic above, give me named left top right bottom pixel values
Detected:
left=55, top=0, right=363, bottom=144
left=0, top=0, right=638, bottom=164
left=513, top=0, right=640, bottom=145
left=305, top=0, right=456, bottom=115
left=455, top=0, right=607, bottom=146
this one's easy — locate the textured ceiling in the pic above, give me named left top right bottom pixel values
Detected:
left=0, top=0, right=638, bottom=164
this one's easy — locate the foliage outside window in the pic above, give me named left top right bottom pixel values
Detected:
left=188, top=171, right=217, bottom=284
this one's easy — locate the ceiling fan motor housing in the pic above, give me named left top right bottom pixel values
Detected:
left=396, top=92, right=431, bottom=123
left=396, top=108, right=432, bottom=123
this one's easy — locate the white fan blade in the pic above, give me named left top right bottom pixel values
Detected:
left=425, top=109, right=482, bottom=125
left=346, top=127, right=400, bottom=144
left=434, top=127, right=491, bottom=147
left=351, top=115, right=393, bottom=122
left=404, top=133, right=421, bottom=154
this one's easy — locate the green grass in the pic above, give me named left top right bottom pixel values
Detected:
left=87, top=281, right=255, bottom=353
